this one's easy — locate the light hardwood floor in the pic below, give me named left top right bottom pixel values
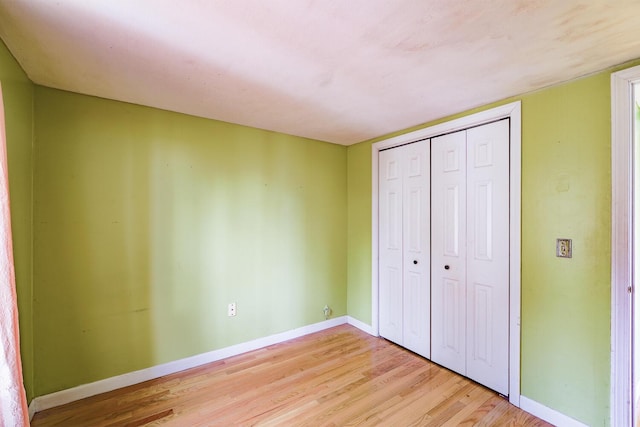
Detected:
left=31, top=325, right=552, bottom=426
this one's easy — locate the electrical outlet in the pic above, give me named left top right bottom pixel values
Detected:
left=228, top=302, right=236, bottom=317
left=556, top=238, right=572, bottom=258
left=323, top=305, right=331, bottom=319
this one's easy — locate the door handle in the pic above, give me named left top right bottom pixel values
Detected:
left=413, top=260, right=418, bottom=265
left=444, top=265, right=450, bottom=270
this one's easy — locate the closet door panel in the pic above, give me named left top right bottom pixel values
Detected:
left=378, top=148, right=403, bottom=344
left=465, top=120, right=510, bottom=395
left=402, top=141, right=430, bottom=358
left=431, top=131, right=467, bottom=374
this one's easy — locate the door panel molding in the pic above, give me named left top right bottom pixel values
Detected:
left=378, top=141, right=430, bottom=358
left=465, top=120, right=510, bottom=395
left=371, top=101, right=521, bottom=406
left=431, top=129, right=467, bottom=376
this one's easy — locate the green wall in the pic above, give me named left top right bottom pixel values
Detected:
left=520, top=75, right=610, bottom=426
left=0, top=40, right=34, bottom=401
left=345, top=65, right=640, bottom=426
left=33, top=87, right=347, bottom=395
left=346, top=141, right=372, bottom=322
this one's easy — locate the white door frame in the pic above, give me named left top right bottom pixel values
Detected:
left=611, top=65, right=640, bottom=427
left=371, top=101, right=522, bottom=406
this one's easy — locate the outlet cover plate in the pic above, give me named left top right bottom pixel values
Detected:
left=556, top=238, right=572, bottom=258
left=228, top=302, right=237, bottom=317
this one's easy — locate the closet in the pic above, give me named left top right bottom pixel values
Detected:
left=378, top=119, right=509, bottom=395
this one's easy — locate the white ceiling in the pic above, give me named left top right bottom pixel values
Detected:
left=0, top=1, right=639, bottom=145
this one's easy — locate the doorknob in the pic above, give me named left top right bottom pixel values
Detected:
left=413, top=260, right=418, bottom=265
left=444, top=265, right=450, bottom=270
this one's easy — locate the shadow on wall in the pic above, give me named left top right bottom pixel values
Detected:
left=35, top=108, right=155, bottom=391
left=33, top=89, right=347, bottom=396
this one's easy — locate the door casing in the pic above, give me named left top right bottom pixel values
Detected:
left=610, top=65, right=640, bottom=427
left=371, top=101, right=522, bottom=406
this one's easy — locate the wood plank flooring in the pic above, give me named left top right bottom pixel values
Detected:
left=31, top=325, right=552, bottom=426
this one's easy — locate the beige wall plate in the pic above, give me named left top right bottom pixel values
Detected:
left=556, top=238, right=572, bottom=258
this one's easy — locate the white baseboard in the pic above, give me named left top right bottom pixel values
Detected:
left=28, top=321, right=588, bottom=427
left=347, top=316, right=375, bottom=336
left=31, top=316, right=348, bottom=415
left=28, top=399, right=36, bottom=421
left=520, top=396, right=588, bottom=427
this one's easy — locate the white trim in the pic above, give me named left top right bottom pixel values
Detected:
left=611, top=65, right=640, bottom=427
left=520, top=396, right=589, bottom=427
left=508, top=102, right=522, bottom=408
left=372, top=103, right=521, bottom=152
left=347, top=315, right=375, bottom=335
left=28, top=399, right=36, bottom=421
left=371, top=101, right=522, bottom=405
left=371, top=146, right=380, bottom=337
left=30, top=317, right=348, bottom=414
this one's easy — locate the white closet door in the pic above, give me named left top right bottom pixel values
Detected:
left=465, top=120, right=510, bottom=395
left=402, top=141, right=430, bottom=358
left=431, top=130, right=467, bottom=374
left=379, top=141, right=430, bottom=358
left=379, top=147, right=404, bottom=344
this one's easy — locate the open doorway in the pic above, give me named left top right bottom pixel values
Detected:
left=612, top=65, right=640, bottom=427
